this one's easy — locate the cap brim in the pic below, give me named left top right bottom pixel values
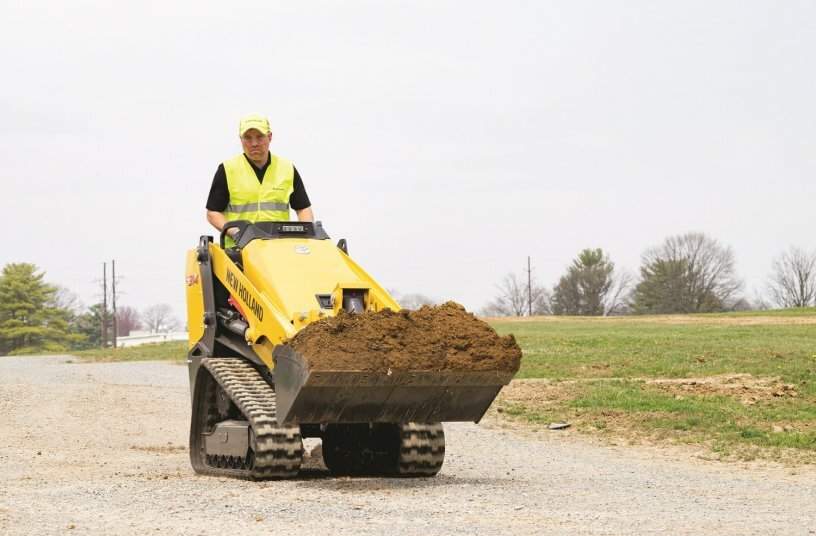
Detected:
left=240, top=126, right=270, bottom=136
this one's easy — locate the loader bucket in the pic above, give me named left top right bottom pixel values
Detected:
left=272, top=345, right=515, bottom=425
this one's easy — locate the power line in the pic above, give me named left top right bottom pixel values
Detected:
left=112, top=259, right=118, bottom=348
left=101, top=262, right=108, bottom=347
left=526, top=256, right=533, bottom=317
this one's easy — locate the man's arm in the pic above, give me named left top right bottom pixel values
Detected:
left=206, top=166, right=238, bottom=236
left=290, top=167, right=312, bottom=222
left=296, top=207, right=314, bottom=222
left=206, top=210, right=239, bottom=237
left=210, top=208, right=312, bottom=229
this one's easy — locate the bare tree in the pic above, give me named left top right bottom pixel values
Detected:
left=766, top=246, right=816, bottom=308
left=551, top=248, right=632, bottom=316
left=397, top=293, right=438, bottom=310
left=116, top=306, right=141, bottom=336
left=388, top=290, right=438, bottom=310
left=481, top=273, right=550, bottom=317
left=605, top=271, right=634, bottom=315
left=750, top=289, right=772, bottom=311
left=49, top=285, right=84, bottom=315
left=633, top=232, right=743, bottom=314
left=141, top=304, right=178, bottom=333
left=530, top=287, right=551, bottom=315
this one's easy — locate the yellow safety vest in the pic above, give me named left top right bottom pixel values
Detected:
left=222, top=153, right=294, bottom=246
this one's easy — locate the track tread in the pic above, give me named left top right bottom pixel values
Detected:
left=191, top=358, right=302, bottom=480
left=396, top=422, right=445, bottom=476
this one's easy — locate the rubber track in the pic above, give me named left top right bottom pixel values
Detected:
left=198, top=358, right=302, bottom=480
left=396, top=423, right=445, bottom=476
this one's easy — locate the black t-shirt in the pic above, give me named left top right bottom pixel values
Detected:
left=205, top=153, right=311, bottom=212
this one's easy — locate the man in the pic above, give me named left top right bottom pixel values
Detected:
left=206, top=113, right=313, bottom=247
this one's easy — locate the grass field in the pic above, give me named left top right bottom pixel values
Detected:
left=491, top=308, right=816, bottom=463
left=69, top=341, right=188, bottom=363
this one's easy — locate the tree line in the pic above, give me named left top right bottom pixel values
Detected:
left=0, top=263, right=179, bottom=355
left=4, top=231, right=813, bottom=354
left=482, top=232, right=816, bottom=317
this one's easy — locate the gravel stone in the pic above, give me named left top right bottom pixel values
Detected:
left=0, top=355, right=814, bottom=535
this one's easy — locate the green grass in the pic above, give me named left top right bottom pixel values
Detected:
left=495, top=320, right=816, bottom=382
left=69, top=341, right=187, bottom=363
left=570, top=381, right=816, bottom=448
left=490, top=310, right=816, bottom=462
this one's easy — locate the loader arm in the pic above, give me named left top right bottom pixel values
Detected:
left=208, top=243, right=295, bottom=368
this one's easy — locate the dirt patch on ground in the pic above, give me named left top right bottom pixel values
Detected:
left=286, top=301, right=522, bottom=372
left=495, top=375, right=801, bottom=411
left=644, top=374, right=800, bottom=405
left=490, top=377, right=816, bottom=467
left=493, top=379, right=666, bottom=432
left=496, top=378, right=575, bottom=407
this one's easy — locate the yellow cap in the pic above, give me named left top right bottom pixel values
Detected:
left=239, top=113, right=270, bottom=136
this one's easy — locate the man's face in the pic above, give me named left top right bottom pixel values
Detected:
left=240, top=129, right=272, bottom=161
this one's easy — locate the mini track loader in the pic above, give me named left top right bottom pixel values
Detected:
left=185, top=220, right=517, bottom=479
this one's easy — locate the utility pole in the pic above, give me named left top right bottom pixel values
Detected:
left=527, top=256, right=533, bottom=317
left=112, top=259, right=118, bottom=348
left=101, top=262, right=108, bottom=348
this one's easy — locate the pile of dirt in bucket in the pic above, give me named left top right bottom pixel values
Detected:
left=285, top=301, right=522, bottom=373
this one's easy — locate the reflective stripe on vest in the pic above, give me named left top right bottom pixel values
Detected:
left=221, top=153, right=294, bottom=246
left=226, top=201, right=290, bottom=214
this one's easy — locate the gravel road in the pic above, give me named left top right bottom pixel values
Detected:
left=1, top=356, right=814, bottom=535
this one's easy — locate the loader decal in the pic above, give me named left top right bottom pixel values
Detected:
left=225, top=269, right=264, bottom=321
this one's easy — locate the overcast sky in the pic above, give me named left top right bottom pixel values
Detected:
left=1, top=1, right=814, bottom=323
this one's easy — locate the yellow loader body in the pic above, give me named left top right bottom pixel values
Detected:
left=184, top=221, right=516, bottom=479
